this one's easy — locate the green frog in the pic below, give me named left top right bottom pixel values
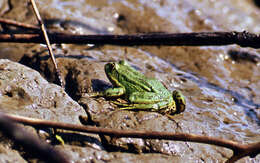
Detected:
left=91, top=60, right=186, bottom=115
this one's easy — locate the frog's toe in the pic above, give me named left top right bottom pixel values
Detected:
left=87, top=92, right=103, bottom=97
left=111, top=101, right=130, bottom=106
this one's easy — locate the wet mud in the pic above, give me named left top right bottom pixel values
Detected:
left=0, top=0, right=259, bottom=162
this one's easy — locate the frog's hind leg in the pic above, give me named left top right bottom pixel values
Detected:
left=114, top=92, right=171, bottom=111
left=111, top=100, right=129, bottom=106
left=119, top=101, right=169, bottom=112
left=119, top=103, right=159, bottom=111
left=128, top=92, right=165, bottom=104
left=118, top=92, right=170, bottom=111
left=112, top=92, right=163, bottom=108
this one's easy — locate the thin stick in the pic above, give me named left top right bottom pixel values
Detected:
left=0, top=113, right=70, bottom=163
left=29, top=0, right=64, bottom=88
left=0, top=18, right=67, bottom=34
left=0, top=18, right=39, bottom=30
left=0, top=31, right=260, bottom=48
left=4, top=113, right=259, bottom=162
left=0, top=17, right=260, bottom=48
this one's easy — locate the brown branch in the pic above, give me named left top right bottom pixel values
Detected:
left=0, top=17, right=66, bottom=34
left=0, top=18, right=259, bottom=48
left=0, top=18, right=39, bottom=30
left=29, top=0, right=64, bottom=88
left=0, top=113, right=70, bottom=163
left=226, top=142, right=260, bottom=163
left=0, top=31, right=259, bottom=48
left=4, top=113, right=259, bottom=162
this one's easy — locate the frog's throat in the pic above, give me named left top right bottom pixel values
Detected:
left=107, top=73, right=125, bottom=89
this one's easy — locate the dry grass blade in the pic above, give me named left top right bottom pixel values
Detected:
left=29, top=0, right=64, bottom=88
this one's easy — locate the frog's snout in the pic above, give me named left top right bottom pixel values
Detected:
left=172, top=90, right=186, bottom=114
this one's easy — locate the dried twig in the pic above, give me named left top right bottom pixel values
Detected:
left=0, top=31, right=260, bottom=48
left=4, top=113, right=259, bottom=162
left=0, top=17, right=260, bottom=48
left=0, top=18, right=39, bottom=30
left=0, top=18, right=260, bottom=48
left=29, top=0, right=64, bottom=88
left=0, top=113, right=69, bottom=163
left=0, top=17, right=66, bottom=34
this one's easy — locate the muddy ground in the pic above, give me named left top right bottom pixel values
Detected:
left=0, top=0, right=259, bottom=162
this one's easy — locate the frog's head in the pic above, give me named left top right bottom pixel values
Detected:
left=104, top=61, right=128, bottom=86
left=105, top=61, right=129, bottom=73
left=172, top=90, right=186, bottom=114
left=104, top=60, right=130, bottom=77
left=104, top=62, right=118, bottom=84
left=105, top=62, right=115, bottom=74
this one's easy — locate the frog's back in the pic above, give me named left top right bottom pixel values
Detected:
left=120, top=71, right=170, bottom=97
left=146, top=78, right=171, bottom=96
left=116, top=61, right=170, bottom=97
left=116, top=63, right=151, bottom=92
left=119, top=72, right=150, bottom=93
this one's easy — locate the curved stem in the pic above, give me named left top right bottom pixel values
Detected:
left=3, top=113, right=259, bottom=162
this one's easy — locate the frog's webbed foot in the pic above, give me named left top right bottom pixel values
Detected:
left=165, top=114, right=175, bottom=120
left=129, top=92, right=163, bottom=104
left=110, top=100, right=129, bottom=106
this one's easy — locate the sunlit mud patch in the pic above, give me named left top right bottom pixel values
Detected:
left=180, top=73, right=260, bottom=126
left=16, top=41, right=260, bottom=161
left=0, top=86, right=33, bottom=108
left=0, top=0, right=259, bottom=162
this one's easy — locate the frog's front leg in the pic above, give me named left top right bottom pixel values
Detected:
left=90, top=87, right=125, bottom=98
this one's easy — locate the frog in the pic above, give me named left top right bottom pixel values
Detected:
left=90, top=60, right=186, bottom=115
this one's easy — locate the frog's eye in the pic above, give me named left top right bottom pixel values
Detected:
left=172, top=90, right=186, bottom=113
left=114, top=63, right=120, bottom=70
left=119, top=60, right=129, bottom=66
